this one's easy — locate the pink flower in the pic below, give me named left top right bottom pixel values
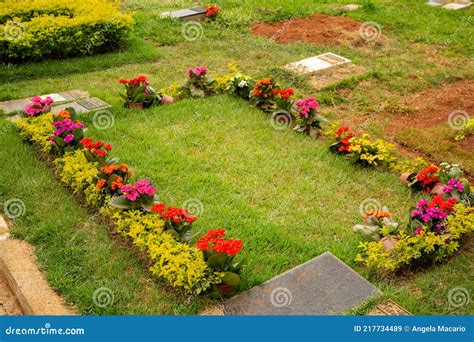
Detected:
left=188, top=66, right=208, bottom=78
left=63, top=134, right=74, bottom=144
left=294, top=97, right=319, bottom=118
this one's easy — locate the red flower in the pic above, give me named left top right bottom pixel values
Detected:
left=93, top=150, right=107, bottom=157
left=196, top=228, right=242, bottom=256
left=416, top=165, right=440, bottom=190
left=119, top=79, right=128, bottom=84
left=104, top=144, right=112, bottom=151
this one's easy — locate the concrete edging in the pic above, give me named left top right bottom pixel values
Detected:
left=0, top=215, right=76, bottom=315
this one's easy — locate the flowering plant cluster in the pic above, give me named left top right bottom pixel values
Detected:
left=96, top=163, right=128, bottom=195
left=292, top=97, right=325, bottom=136
left=119, top=75, right=163, bottom=108
left=226, top=73, right=255, bottom=100
left=80, top=138, right=112, bottom=164
left=330, top=126, right=354, bottom=154
left=197, top=228, right=244, bottom=288
left=410, top=195, right=457, bottom=236
left=49, top=108, right=84, bottom=155
left=205, top=5, right=220, bottom=19
left=250, top=78, right=279, bottom=112
left=353, top=207, right=399, bottom=241
left=22, top=96, right=53, bottom=117
left=407, top=165, right=440, bottom=193
left=349, top=134, right=396, bottom=168
left=110, top=179, right=158, bottom=210
left=182, top=66, right=215, bottom=98
left=151, top=202, right=198, bottom=243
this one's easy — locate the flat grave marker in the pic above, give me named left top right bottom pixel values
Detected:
left=160, top=7, right=207, bottom=21
left=221, top=252, right=380, bottom=315
left=285, top=53, right=352, bottom=76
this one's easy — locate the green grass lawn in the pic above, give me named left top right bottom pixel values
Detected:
left=1, top=0, right=473, bottom=315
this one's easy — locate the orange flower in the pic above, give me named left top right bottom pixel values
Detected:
left=119, top=164, right=128, bottom=173
left=364, top=210, right=391, bottom=221
left=111, top=177, right=123, bottom=190
left=56, top=110, right=71, bottom=120
left=101, top=165, right=119, bottom=174
left=96, top=179, right=107, bottom=189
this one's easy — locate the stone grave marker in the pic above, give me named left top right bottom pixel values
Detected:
left=76, top=97, right=112, bottom=111
left=0, top=90, right=90, bottom=114
left=285, top=53, right=352, bottom=76
left=160, top=7, right=207, bottom=21
left=426, top=0, right=451, bottom=5
left=340, top=4, right=360, bottom=11
left=442, top=1, right=472, bottom=9
left=222, top=252, right=380, bottom=315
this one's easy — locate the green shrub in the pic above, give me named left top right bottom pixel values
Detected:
left=0, top=0, right=134, bottom=62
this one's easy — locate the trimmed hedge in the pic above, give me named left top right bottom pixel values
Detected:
left=0, top=0, right=134, bottom=62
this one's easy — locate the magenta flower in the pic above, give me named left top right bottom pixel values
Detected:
left=294, top=97, right=319, bottom=118
left=187, top=66, right=208, bottom=78
left=120, top=179, right=156, bottom=202
left=23, top=96, right=54, bottom=117
left=63, top=134, right=75, bottom=144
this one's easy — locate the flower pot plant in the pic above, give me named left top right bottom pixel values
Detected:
left=197, top=229, right=244, bottom=294
left=119, top=76, right=164, bottom=109
left=291, top=97, right=326, bottom=138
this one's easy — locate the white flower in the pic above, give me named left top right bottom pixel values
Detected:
left=238, top=80, right=247, bottom=88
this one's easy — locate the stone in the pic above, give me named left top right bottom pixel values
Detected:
left=161, top=7, right=207, bottom=21
left=368, top=300, right=412, bottom=316
left=40, top=93, right=67, bottom=103
left=51, top=102, right=89, bottom=115
left=426, top=0, right=451, bottom=5
left=284, top=53, right=352, bottom=76
left=76, top=97, right=112, bottom=111
left=442, top=1, right=472, bottom=9
left=340, top=4, right=360, bottom=11
left=59, top=90, right=89, bottom=100
left=0, top=90, right=90, bottom=114
left=0, top=99, right=29, bottom=115
left=222, top=252, right=380, bottom=315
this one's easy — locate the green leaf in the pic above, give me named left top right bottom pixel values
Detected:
left=133, top=93, right=146, bottom=103
left=109, top=196, right=130, bottom=209
left=132, top=85, right=146, bottom=99
left=207, top=253, right=228, bottom=270
left=53, top=136, right=66, bottom=147
left=221, top=272, right=240, bottom=286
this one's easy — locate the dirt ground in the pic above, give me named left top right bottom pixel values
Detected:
left=385, top=79, right=474, bottom=153
left=251, top=13, right=363, bottom=45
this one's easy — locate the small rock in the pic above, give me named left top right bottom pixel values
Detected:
left=340, top=4, right=360, bottom=11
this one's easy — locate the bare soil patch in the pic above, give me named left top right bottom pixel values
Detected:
left=251, top=13, right=363, bottom=45
left=386, top=80, right=474, bottom=135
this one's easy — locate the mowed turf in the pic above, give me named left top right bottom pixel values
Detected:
left=85, top=95, right=414, bottom=286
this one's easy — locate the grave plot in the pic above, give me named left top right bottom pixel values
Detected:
left=384, top=80, right=474, bottom=174
left=284, top=53, right=367, bottom=90
left=251, top=13, right=363, bottom=46
left=0, top=90, right=112, bottom=118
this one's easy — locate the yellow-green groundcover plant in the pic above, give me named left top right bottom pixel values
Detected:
left=0, top=0, right=134, bottom=62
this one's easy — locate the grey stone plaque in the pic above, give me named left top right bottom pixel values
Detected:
left=223, top=252, right=380, bottom=315
left=76, top=97, right=111, bottom=111
left=161, top=7, right=207, bottom=21
left=52, top=102, right=89, bottom=114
